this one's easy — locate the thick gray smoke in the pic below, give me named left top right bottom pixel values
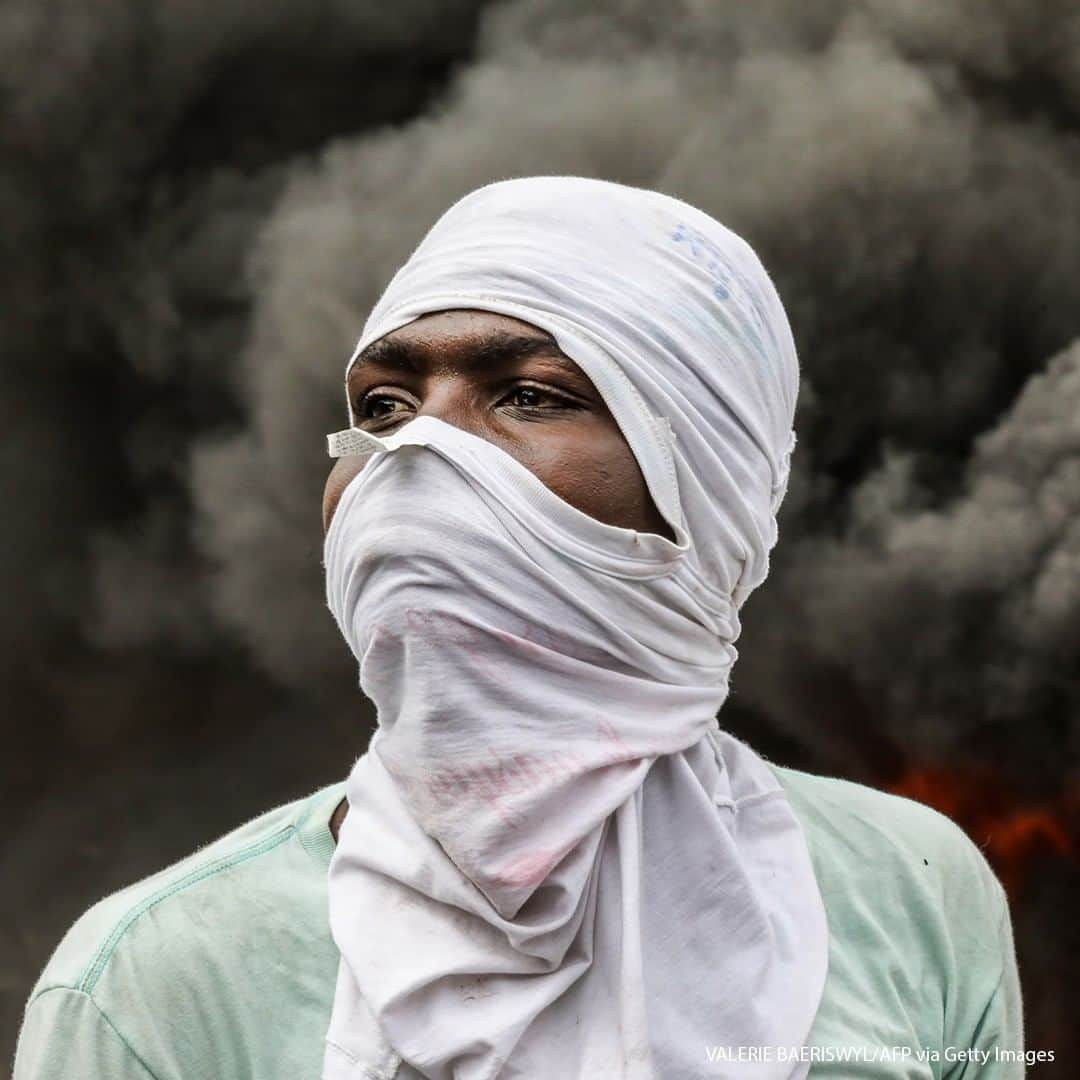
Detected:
left=0, top=0, right=487, bottom=770
left=184, top=2, right=1080, bottom=781
left=742, top=339, right=1080, bottom=777
left=3, top=0, right=1078, bottom=780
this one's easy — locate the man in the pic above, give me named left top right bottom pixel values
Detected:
left=15, top=179, right=1023, bottom=1078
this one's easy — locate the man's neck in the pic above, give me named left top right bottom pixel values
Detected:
left=330, top=797, right=348, bottom=845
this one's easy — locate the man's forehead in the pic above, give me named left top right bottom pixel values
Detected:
left=349, top=316, right=578, bottom=378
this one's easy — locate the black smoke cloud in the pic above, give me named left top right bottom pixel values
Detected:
left=192, top=2, right=1080, bottom=785
left=3, top=0, right=1079, bottom=1058
left=1, top=0, right=487, bottom=777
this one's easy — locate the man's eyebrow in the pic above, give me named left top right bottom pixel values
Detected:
left=349, top=330, right=585, bottom=379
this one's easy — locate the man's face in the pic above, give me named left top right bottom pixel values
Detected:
left=322, top=309, right=673, bottom=540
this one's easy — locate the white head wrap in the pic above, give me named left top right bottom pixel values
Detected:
left=322, top=177, right=827, bottom=1080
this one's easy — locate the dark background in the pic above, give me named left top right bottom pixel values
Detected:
left=3, top=0, right=1078, bottom=1070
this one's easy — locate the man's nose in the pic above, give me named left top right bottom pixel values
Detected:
left=414, top=376, right=484, bottom=440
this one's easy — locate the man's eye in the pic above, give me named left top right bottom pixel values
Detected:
left=358, top=394, right=409, bottom=420
left=503, top=385, right=574, bottom=409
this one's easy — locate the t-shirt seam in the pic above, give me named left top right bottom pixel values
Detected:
left=74, top=823, right=296, bottom=995
left=23, top=986, right=161, bottom=1079
left=296, top=782, right=347, bottom=866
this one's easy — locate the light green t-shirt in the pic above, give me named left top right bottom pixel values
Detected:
left=13, top=764, right=1026, bottom=1079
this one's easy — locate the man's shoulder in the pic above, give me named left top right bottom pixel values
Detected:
left=27, top=780, right=346, bottom=1003
left=768, top=760, right=1007, bottom=945
left=766, top=763, right=1022, bottom=1060
left=16, top=782, right=347, bottom=1078
left=771, top=761, right=1001, bottom=884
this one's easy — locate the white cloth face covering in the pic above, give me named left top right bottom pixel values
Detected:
left=322, top=177, right=828, bottom=1080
